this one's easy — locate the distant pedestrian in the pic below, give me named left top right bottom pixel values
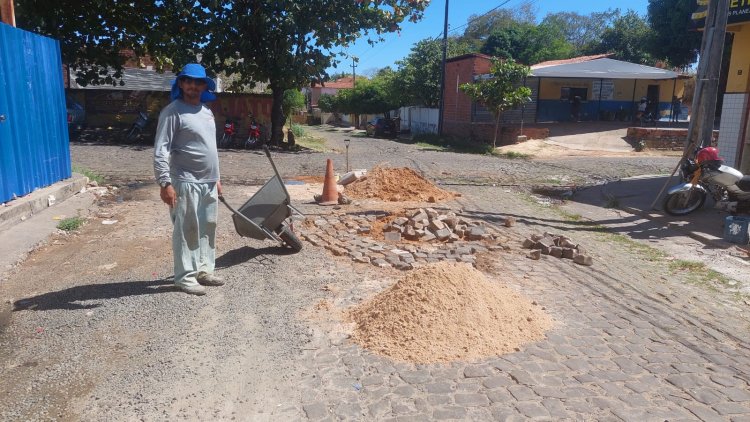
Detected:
left=153, top=63, right=224, bottom=296
left=571, top=96, right=582, bottom=122
left=671, top=96, right=682, bottom=122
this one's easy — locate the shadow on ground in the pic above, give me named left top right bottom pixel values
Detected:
left=13, top=278, right=174, bottom=311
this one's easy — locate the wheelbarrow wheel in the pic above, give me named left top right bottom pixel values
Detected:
left=279, top=225, right=303, bottom=252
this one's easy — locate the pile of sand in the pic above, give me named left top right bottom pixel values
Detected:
left=347, top=262, right=553, bottom=363
left=345, top=167, right=455, bottom=202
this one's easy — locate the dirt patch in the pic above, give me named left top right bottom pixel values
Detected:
left=344, top=167, right=456, bottom=202
left=347, top=262, right=553, bottom=363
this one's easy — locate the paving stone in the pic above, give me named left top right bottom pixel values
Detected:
left=687, top=388, right=723, bottom=406
left=361, top=375, right=385, bottom=387
left=367, top=398, right=391, bottom=419
left=454, top=393, right=490, bottom=407
left=490, top=407, right=524, bottom=421
left=303, top=402, right=330, bottom=420
left=391, top=398, right=417, bottom=415
left=455, top=381, right=481, bottom=393
left=515, top=401, right=550, bottom=419
left=610, top=407, right=648, bottom=422
left=394, top=414, right=431, bottom=422
left=393, top=385, right=418, bottom=397
left=683, top=402, right=725, bottom=421
left=334, top=402, right=363, bottom=420
left=424, top=382, right=453, bottom=394
left=463, top=365, right=490, bottom=378
left=483, top=375, right=514, bottom=389
left=426, top=394, right=452, bottom=406
left=531, top=386, right=567, bottom=399
left=508, top=385, right=537, bottom=401
left=508, top=370, right=535, bottom=386
left=432, top=407, right=467, bottom=420
left=722, top=386, right=750, bottom=402
left=710, top=374, right=744, bottom=388
left=713, top=402, right=750, bottom=415
left=541, top=398, right=567, bottom=417
left=563, top=358, right=591, bottom=372
left=486, top=389, right=513, bottom=404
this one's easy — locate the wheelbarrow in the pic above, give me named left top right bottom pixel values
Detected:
left=219, top=147, right=303, bottom=252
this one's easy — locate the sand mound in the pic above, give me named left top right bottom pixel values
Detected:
left=345, top=167, right=455, bottom=202
left=348, top=262, right=552, bottom=363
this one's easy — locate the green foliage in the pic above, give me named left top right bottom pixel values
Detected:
left=282, top=89, right=306, bottom=118
left=459, top=59, right=532, bottom=148
left=540, top=10, right=620, bottom=56
left=587, top=10, right=655, bottom=65
left=57, top=217, right=85, bottom=232
left=290, top=123, right=305, bottom=138
left=395, top=38, right=475, bottom=107
left=411, top=134, right=495, bottom=155
left=72, top=166, right=105, bottom=185
left=497, top=151, right=532, bottom=159
left=460, top=3, right=537, bottom=46
left=318, top=94, right=339, bottom=114
left=647, top=0, right=702, bottom=68
left=319, top=72, right=403, bottom=116
left=480, top=22, right=573, bottom=65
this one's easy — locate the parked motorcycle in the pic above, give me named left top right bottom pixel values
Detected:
left=219, top=118, right=236, bottom=148
left=663, top=147, right=750, bottom=216
left=244, top=119, right=263, bottom=149
left=125, top=111, right=149, bottom=143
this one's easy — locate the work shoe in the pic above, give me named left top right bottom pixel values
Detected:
left=176, top=283, right=207, bottom=296
left=197, top=272, right=225, bottom=286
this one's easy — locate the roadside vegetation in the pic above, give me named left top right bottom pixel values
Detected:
left=57, top=216, right=85, bottom=232
left=72, top=165, right=105, bottom=185
left=289, top=125, right=326, bottom=152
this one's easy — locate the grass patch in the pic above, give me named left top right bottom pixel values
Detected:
left=411, top=133, right=495, bottom=154
left=290, top=123, right=305, bottom=138
left=293, top=134, right=327, bottom=152
left=495, top=151, right=532, bottom=159
left=57, top=216, right=85, bottom=231
left=72, top=166, right=105, bottom=185
left=668, top=259, right=733, bottom=289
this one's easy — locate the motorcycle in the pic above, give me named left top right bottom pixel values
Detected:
left=219, top=118, right=236, bottom=148
left=663, top=147, right=750, bottom=216
left=125, top=111, right=149, bottom=143
left=244, top=119, right=263, bottom=149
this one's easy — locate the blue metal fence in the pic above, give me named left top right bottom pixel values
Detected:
left=0, top=23, right=71, bottom=204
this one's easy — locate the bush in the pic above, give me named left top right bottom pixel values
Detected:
left=57, top=217, right=85, bottom=231
left=291, top=123, right=305, bottom=138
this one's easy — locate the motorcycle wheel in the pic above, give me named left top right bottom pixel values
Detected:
left=278, top=224, right=302, bottom=252
left=663, top=189, right=706, bottom=216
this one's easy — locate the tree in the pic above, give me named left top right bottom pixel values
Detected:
left=282, top=89, right=305, bottom=146
left=460, top=2, right=537, bottom=46
left=14, top=1, right=193, bottom=86
left=480, top=22, right=573, bottom=65
left=460, top=59, right=532, bottom=148
left=647, top=0, right=702, bottom=68
left=395, top=37, right=475, bottom=107
left=540, top=10, right=619, bottom=56
left=587, top=10, right=655, bottom=65
left=199, top=1, right=428, bottom=147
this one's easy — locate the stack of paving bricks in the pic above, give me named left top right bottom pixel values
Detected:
left=300, top=210, right=507, bottom=271
left=382, top=208, right=493, bottom=243
left=522, top=232, right=593, bottom=266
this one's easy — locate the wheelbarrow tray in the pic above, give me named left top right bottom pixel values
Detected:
left=230, top=174, right=289, bottom=241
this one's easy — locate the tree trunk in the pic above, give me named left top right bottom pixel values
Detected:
left=270, top=84, right=285, bottom=147
left=492, top=112, right=501, bottom=149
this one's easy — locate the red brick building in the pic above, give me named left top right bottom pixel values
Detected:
left=442, top=53, right=545, bottom=145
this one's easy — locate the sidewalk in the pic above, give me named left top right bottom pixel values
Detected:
left=0, top=174, right=92, bottom=279
left=563, top=174, right=750, bottom=287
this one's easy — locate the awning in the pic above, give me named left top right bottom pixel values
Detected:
left=531, top=58, right=678, bottom=80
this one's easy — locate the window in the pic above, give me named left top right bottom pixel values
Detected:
left=561, top=87, right=587, bottom=101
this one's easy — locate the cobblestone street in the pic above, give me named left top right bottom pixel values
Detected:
left=2, top=126, right=748, bottom=420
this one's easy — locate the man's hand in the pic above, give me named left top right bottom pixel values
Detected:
left=217, top=180, right=223, bottom=197
left=160, top=185, right=177, bottom=207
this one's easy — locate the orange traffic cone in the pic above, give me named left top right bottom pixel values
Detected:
left=319, top=159, right=338, bottom=205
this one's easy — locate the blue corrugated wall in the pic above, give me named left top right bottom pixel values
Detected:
left=0, top=23, right=71, bottom=204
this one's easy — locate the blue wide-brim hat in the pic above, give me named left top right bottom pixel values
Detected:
left=170, top=63, right=217, bottom=102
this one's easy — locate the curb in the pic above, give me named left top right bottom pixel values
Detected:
left=0, top=173, right=89, bottom=231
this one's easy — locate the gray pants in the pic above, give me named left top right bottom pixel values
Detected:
left=170, top=181, right=218, bottom=287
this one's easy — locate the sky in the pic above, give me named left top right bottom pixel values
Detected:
left=327, top=0, right=651, bottom=77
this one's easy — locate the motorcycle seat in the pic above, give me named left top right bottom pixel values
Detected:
left=737, top=176, right=750, bottom=192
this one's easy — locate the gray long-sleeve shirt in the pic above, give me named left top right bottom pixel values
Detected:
left=153, top=100, right=220, bottom=185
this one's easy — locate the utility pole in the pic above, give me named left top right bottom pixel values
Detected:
left=0, top=0, right=16, bottom=26
left=649, top=0, right=729, bottom=210
left=437, top=0, right=449, bottom=136
left=351, top=57, right=357, bottom=87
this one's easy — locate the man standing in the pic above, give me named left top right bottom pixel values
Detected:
left=154, top=63, right=224, bottom=295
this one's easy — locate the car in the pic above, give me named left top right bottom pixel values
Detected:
left=66, top=95, right=86, bottom=140
left=366, top=117, right=398, bottom=138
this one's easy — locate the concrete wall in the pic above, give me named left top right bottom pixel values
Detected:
left=536, top=78, right=685, bottom=122
left=724, top=22, right=750, bottom=172
left=399, top=107, right=438, bottom=134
